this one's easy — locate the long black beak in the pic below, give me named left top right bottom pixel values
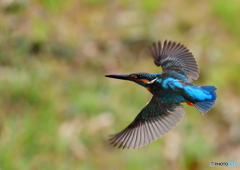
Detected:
left=105, top=74, right=133, bottom=81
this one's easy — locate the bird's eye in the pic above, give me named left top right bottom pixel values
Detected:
left=130, top=75, right=142, bottom=79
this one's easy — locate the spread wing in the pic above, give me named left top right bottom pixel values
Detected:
left=109, top=96, right=185, bottom=149
left=150, top=40, right=199, bottom=82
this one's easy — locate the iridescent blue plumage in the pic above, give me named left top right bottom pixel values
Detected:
left=106, top=40, right=217, bottom=149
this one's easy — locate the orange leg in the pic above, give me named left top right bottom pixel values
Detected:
left=186, top=101, right=194, bottom=106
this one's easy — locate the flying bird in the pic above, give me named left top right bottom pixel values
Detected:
left=105, top=40, right=217, bottom=149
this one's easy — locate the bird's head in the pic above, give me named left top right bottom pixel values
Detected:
left=105, top=72, right=160, bottom=87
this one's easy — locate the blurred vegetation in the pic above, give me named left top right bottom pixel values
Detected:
left=0, top=0, right=240, bottom=169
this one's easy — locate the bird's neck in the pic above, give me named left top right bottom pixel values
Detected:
left=144, top=75, right=162, bottom=94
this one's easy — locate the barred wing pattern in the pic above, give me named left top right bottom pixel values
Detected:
left=150, top=40, right=199, bottom=82
left=109, top=96, right=185, bottom=149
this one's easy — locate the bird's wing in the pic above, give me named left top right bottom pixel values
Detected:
left=109, top=96, right=185, bottom=149
left=149, top=40, right=199, bottom=82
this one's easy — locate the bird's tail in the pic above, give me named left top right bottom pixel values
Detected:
left=194, top=86, right=217, bottom=115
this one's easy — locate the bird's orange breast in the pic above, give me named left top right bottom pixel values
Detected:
left=146, top=87, right=153, bottom=94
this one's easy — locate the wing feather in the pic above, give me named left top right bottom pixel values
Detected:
left=150, top=40, right=199, bottom=82
left=109, top=96, right=185, bottom=149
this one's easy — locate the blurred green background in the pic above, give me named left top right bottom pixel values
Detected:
left=0, top=0, right=240, bottom=169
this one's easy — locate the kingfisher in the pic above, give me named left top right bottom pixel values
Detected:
left=105, top=40, right=217, bottom=149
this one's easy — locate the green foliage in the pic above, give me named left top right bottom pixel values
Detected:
left=213, top=0, right=240, bottom=37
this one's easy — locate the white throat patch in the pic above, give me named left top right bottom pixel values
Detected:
left=147, top=77, right=158, bottom=84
